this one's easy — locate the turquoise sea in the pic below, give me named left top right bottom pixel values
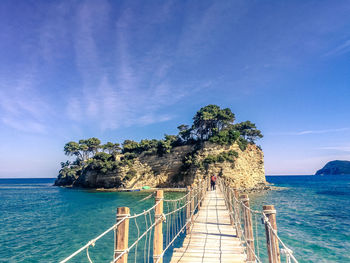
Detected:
left=0, top=175, right=349, bottom=263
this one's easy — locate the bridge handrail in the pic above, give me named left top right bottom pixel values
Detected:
left=262, top=212, right=299, bottom=263
left=59, top=199, right=162, bottom=263
left=218, top=177, right=299, bottom=263
left=59, top=181, right=207, bottom=263
left=60, top=217, right=127, bottom=263
left=217, top=178, right=263, bottom=263
left=155, top=185, right=206, bottom=263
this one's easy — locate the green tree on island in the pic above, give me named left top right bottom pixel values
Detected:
left=192, top=104, right=235, bottom=141
left=58, top=104, right=263, bottom=183
left=232, top=121, right=263, bottom=142
left=103, top=142, right=121, bottom=155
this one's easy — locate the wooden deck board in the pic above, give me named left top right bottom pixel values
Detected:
left=169, top=189, right=246, bottom=263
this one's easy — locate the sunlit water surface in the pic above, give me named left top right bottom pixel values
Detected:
left=0, top=175, right=349, bottom=262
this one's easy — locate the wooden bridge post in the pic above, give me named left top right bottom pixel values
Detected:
left=197, top=183, right=201, bottom=211
left=190, top=185, right=195, bottom=226
left=201, top=182, right=204, bottom=208
left=186, top=186, right=191, bottom=232
left=207, top=176, right=210, bottom=191
left=240, top=194, right=255, bottom=263
left=200, top=179, right=204, bottom=205
left=114, top=207, right=130, bottom=263
left=263, top=205, right=281, bottom=263
left=201, top=179, right=205, bottom=205
left=153, top=190, right=164, bottom=263
left=228, top=189, right=234, bottom=226
left=233, top=189, right=241, bottom=238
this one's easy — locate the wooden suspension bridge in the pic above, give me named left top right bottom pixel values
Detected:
left=60, top=177, right=298, bottom=263
left=169, top=189, right=245, bottom=263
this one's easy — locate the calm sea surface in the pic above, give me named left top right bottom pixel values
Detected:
left=0, top=175, right=349, bottom=263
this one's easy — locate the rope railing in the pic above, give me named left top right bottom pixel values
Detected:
left=163, top=191, right=191, bottom=202
left=218, top=179, right=262, bottom=263
left=155, top=186, right=205, bottom=263
left=261, top=212, right=298, bottom=263
left=60, top=175, right=299, bottom=263
left=218, top=177, right=299, bottom=263
left=59, top=180, right=208, bottom=263
left=60, top=218, right=127, bottom=263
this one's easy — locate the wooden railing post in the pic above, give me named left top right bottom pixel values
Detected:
left=240, top=194, right=255, bottom=263
left=201, top=180, right=204, bottom=206
left=190, top=186, right=195, bottom=225
left=153, top=190, right=164, bottom=263
left=186, top=186, right=191, bottom=232
left=198, top=184, right=201, bottom=210
left=114, top=207, right=130, bottom=263
left=263, top=205, right=281, bottom=263
left=233, top=189, right=241, bottom=238
left=228, top=189, right=234, bottom=226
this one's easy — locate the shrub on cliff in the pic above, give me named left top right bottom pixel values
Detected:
left=202, top=150, right=238, bottom=167
left=55, top=165, right=82, bottom=185
left=122, top=140, right=140, bottom=154
left=124, top=168, right=138, bottom=181
left=208, top=127, right=240, bottom=145
left=57, top=104, right=264, bottom=186
left=237, top=137, right=248, bottom=151
left=86, top=152, right=119, bottom=174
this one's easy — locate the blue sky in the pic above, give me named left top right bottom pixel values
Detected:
left=1, top=0, right=350, bottom=178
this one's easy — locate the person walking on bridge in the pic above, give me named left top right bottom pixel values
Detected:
left=210, top=174, right=217, bottom=191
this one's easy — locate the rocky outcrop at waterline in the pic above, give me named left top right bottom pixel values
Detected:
left=55, top=142, right=266, bottom=190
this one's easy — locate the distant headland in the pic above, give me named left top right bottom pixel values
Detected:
left=55, top=105, right=266, bottom=190
left=315, top=160, right=350, bottom=175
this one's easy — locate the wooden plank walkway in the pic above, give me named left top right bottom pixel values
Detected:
left=170, top=188, right=247, bottom=263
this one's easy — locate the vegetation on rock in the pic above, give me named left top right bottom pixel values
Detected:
left=315, top=160, right=350, bottom=175
left=202, top=150, right=239, bottom=168
left=55, top=104, right=263, bottom=188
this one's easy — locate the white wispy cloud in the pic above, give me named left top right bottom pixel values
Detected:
left=2, top=117, right=47, bottom=134
left=318, top=146, right=350, bottom=152
left=0, top=71, right=50, bottom=134
left=271, top=128, right=350, bottom=136
left=324, top=39, right=350, bottom=57
left=0, top=2, right=69, bottom=134
left=295, top=128, right=350, bottom=135
left=64, top=1, right=205, bottom=131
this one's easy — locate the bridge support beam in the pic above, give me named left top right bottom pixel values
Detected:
left=186, top=186, right=191, bottom=232
left=114, top=207, right=130, bottom=263
left=228, top=189, right=234, bottom=226
left=263, top=205, right=281, bottom=263
left=241, top=194, right=255, bottom=263
left=233, top=189, right=241, bottom=238
left=190, top=185, right=195, bottom=226
left=153, top=190, right=164, bottom=263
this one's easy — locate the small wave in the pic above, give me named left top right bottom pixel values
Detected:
left=316, top=190, right=350, bottom=196
left=0, top=186, right=48, bottom=189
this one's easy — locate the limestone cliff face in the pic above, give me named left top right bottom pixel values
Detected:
left=55, top=143, right=266, bottom=190
left=193, top=142, right=266, bottom=190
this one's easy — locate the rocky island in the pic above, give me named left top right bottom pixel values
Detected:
left=55, top=105, right=267, bottom=190
left=315, top=160, right=350, bottom=175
